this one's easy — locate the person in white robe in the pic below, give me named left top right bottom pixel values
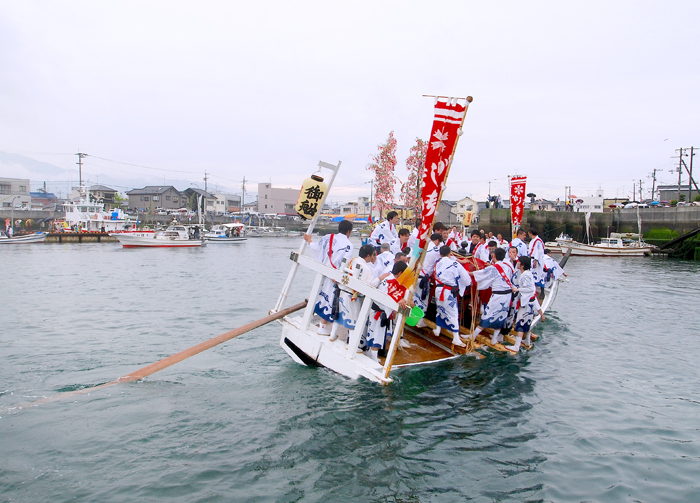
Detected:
left=303, top=220, right=355, bottom=335
left=542, top=249, right=567, bottom=287
left=527, top=228, right=546, bottom=289
left=374, top=242, right=395, bottom=277
left=407, top=218, right=420, bottom=251
left=496, top=233, right=510, bottom=250
left=506, top=256, right=545, bottom=352
left=468, top=247, right=517, bottom=345
left=433, top=246, right=472, bottom=347
left=332, top=244, right=388, bottom=341
left=365, top=261, right=409, bottom=362
left=369, top=211, right=399, bottom=251
left=510, top=228, right=528, bottom=257
left=413, top=232, right=443, bottom=321
left=474, top=236, right=491, bottom=262
left=389, top=228, right=410, bottom=254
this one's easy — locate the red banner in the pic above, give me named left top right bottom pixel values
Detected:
left=510, top=175, right=527, bottom=229
left=417, top=99, right=467, bottom=250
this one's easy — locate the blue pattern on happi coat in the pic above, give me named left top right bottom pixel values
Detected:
left=479, top=293, right=512, bottom=329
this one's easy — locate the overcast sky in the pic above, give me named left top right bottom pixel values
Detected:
left=1, top=1, right=698, bottom=203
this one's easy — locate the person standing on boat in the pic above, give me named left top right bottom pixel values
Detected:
left=331, top=244, right=387, bottom=342
left=433, top=245, right=472, bottom=347
left=374, top=242, right=395, bottom=277
left=473, top=234, right=491, bottom=262
left=541, top=248, right=567, bottom=286
left=527, top=228, right=546, bottom=292
left=407, top=218, right=421, bottom=250
left=467, top=247, right=517, bottom=346
left=510, top=228, right=529, bottom=257
left=467, top=230, right=480, bottom=254
left=413, top=232, right=443, bottom=326
left=389, top=228, right=410, bottom=255
left=496, top=233, right=509, bottom=250
left=366, top=261, right=409, bottom=362
left=505, top=256, right=545, bottom=352
left=303, top=220, right=354, bottom=335
left=369, top=211, right=399, bottom=252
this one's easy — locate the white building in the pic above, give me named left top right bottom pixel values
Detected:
left=212, top=192, right=242, bottom=214
left=0, top=177, right=31, bottom=209
left=575, top=190, right=605, bottom=213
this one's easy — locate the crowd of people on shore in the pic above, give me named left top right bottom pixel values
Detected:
left=303, top=212, right=566, bottom=360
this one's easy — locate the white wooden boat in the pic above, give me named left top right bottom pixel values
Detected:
left=111, top=225, right=204, bottom=248
left=557, top=235, right=653, bottom=257
left=55, top=189, right=135, bottom=232
left=544, top=233, right=571, bottom=254
left=0, top=231, right=47, bottom=244
left=204, top=224, right=247, bottom=243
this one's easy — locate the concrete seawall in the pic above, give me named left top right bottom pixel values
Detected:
left=477, top=207, right=700, bottom=243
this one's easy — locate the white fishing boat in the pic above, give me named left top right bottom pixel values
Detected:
left=111, top=225, right=204, bottom=248
left=557, top=234, right=653, bottom=256
left=55, top=189, right=135, bottom=233
left=272, top=97, right=568, bottom=385
left=544, top=233, right=571, bottom=254
left=0, top=230, right=47, bottom=244
left=204, top=223, right=247, bottom=242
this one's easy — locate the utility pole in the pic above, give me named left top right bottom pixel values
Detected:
left=639, top=179, right=643, bottom=202
left=369, top=179, right=374, bottom=222
left=674, top=148, right=686, bottom=203
left=650, top=168, right=661, bottom=201
left=76, top=152, right=88, bottom=194
left=241, top=176, right=246, bottom=214
left=632, top=181, right=636, bottom=202
left=688, top=147, right=696, bottom=202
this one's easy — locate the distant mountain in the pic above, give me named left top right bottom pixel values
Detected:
left=0, top=151, right=241, bottom=197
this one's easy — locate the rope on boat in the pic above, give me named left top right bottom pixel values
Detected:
left=3, top=300, right=308, bottom=414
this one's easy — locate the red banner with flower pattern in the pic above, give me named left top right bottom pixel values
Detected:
left=510, top=175, right=527, bottom=229
left=417, top=99, right=467, bottom=250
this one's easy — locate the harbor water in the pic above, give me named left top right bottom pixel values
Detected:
left=1, top=239, right=699, bottom=502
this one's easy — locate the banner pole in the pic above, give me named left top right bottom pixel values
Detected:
left=384, top=96, right=473, bottom=381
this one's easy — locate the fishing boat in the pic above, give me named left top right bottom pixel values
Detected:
left=204, top=223, right=247, bottom=243
left=54, top=189, right=135, bottom=233
left=272, top=97, right=568, bottom=384
left=557, top=234, right=653, bottom=256
left=544, top=233, right=571, bottom=254
left=111, top=224, right=204, bottom=248
left=0, top=230, right=47, bottom=244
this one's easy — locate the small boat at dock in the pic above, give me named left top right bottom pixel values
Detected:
left=0, top=231, right=47, bottom=244
left=111, top=225, right=204, bottom=248
left=204, top=223, right=247, bottom=243
left=557, top=233, right=654, bottom=257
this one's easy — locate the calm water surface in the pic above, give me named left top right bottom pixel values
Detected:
left=1, top=239, right=699, bottom=502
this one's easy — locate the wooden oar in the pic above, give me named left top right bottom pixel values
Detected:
left=3, top=300, right=307, bottom=413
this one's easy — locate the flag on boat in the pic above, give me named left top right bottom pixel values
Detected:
left=416, top=98, right=469, bottom=251
left=509, top=175, right=527, bottom=232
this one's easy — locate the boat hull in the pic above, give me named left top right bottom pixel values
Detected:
left=112, top=234, right=203, bottom=247
left=0, top=233, right=47, bottom=244
left=204, top=237, right=247, bottom=243
left=558, top=241, right=652, bottom=256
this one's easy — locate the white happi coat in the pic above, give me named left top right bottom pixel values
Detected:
left=510, top=237, right=528, bottom=257
left=542, top=254, right=564, bottom=285
left=472, top=260, right=515, bottom=330
left=413, top=241, right=442, bottom=311
left=434, top=257, right=471, bottom=333
left=514, top=269, right=541, bottom=333
left=528, top=236, right=546, bottom=286
left=473, top=242, right=490, bottom=263
left=369, top=220, right=398, bottom=247
left=366, top=274, right=399, bottom=350
left=497, top=238, right=510, bottom=250
left=389, top=237, right=406, bottom=255
left=310, top=233, right=354, bottom=322
left=336, top=257, right=379, bottom=330
left=374, top=250, right=395, bottom=277
left=407, top=227, right=419, bottom=250
left=445, top=237, right=460, bottom=252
